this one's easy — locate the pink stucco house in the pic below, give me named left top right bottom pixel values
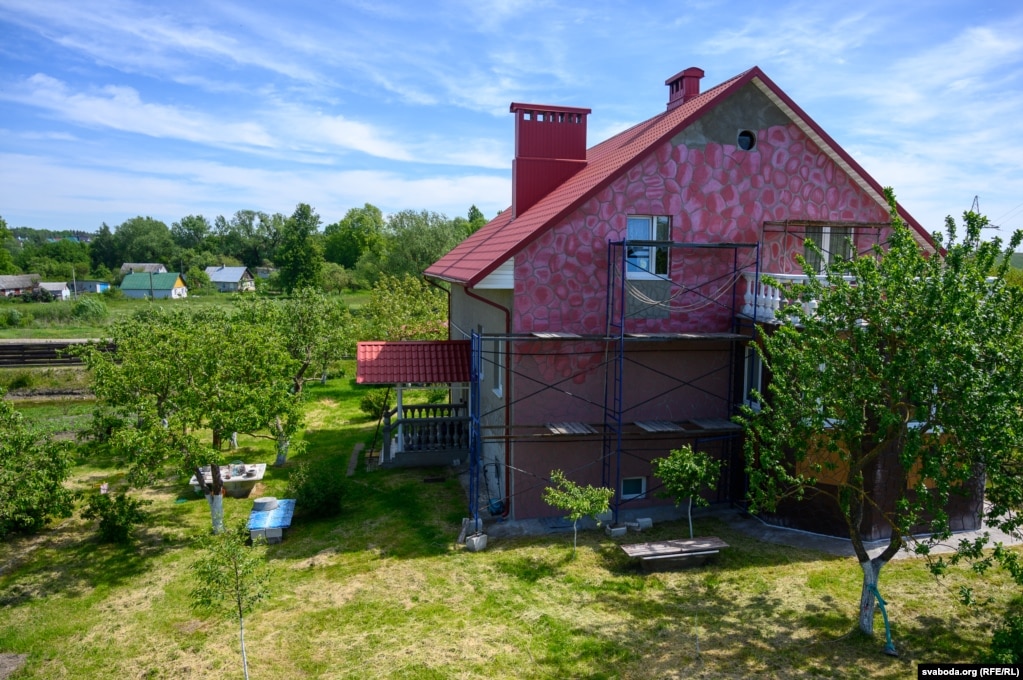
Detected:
left=423, top=66, right=942, bottom=530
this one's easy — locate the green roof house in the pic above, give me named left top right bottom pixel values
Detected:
left=120, top=272, right=188, bottom=299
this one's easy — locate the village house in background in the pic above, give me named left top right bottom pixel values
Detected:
left=0, top=274, right=40, bottom=297
left=39, top=281, right=71, bottom=301
left=358, top=65, right=971, bottom=539
left=204, top=265, right=255, bottom=293
left=72, top=280, right=111, bottom=295
left=119, top=272, right=188, bottom=299
left=118, top=262, right=167, bottom=276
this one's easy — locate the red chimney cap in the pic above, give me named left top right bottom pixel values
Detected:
left=665, top=67, right=705, bottom=110
left=510, top=102, right=592, bottom=115
left=664, top=67, right=705, bottom=87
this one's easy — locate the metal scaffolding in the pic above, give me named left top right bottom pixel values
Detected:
left=466, top=239, right=763, bottom=524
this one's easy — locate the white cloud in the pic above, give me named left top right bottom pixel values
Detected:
left=5, top=74, right=275, bottom=147
left=0, top=152, right=510, bottom=229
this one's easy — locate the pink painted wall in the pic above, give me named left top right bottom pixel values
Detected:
left=513, top=122, right=891, bottom=337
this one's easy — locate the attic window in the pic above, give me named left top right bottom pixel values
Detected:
left=737, top=130, right=757, bottom=151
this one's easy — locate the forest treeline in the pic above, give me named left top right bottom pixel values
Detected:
left=0, top=204, right=489, bottom=293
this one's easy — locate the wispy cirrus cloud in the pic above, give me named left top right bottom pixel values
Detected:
left=5, top=74, right=275, bottom=147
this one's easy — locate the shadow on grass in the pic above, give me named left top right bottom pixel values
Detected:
left=0, top=530, right=167, bottom=608
left=259, top=429, right=465, bottom=562
left=493, top=551, right=575, bottom=583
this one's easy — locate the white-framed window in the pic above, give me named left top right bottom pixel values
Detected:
left=489, top=338, right=504, bottom=399
left=626, top=216, right=671, bottom=278
left=621, top=476, right=647, bottom=500
left=742, top=345, right=763, bottom=412
left=804, top=226, right=853, bottom=273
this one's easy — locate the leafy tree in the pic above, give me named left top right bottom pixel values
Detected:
left=16, top=238, right=90, bottom=280
left=214, top=210, right=284, bottom=269
left=0, top=391, right=76, bottom=538
left=319, top=261, right=356, bottom=293
left=171, top=214, right=213, bottom=251
left=0, top=215, right=19, bottom=274
left=542, top=469, right=614, bottom=554
left=191, top=522, right=273, bottom=680
left=323, top=203, right=384, bottom=270
left=652, top=445, right=721, bottom=538
left=359, top=274, right=447, bottom=341
left=235, top=289, right=353, bottom=464
left=356, top=209, right=463, bottom=282
left=112, top=216, right=176, bottom=266
left=275, top=203, right=324, bottom=293
left=88, top=223, right=119, bottom=272
left=184, top=266, right=212, bottom=293
left=77, top=308, right=299, bottom=531
left=740, top=190, right=1023, bottom=642
left=452, top=205, right=488, bottom=239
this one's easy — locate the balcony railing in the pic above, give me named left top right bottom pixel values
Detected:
left=380, top=403, right=469, bottom=465
left=741, top=273, right=856, bottom=322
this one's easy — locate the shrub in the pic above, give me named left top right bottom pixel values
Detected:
left=987, top=609, right=1023, bottom=663
left=359, top=388, right=393, bottom=419
left=81, top=490, right=152, bottom=543
left=5, top=371, right=34, bottom=391
left=0, top=308, right=21, bottom=328
left=71, top=296, right=109, bottom=322
left=286, top=461, right=344, bottom=519
left=20, top=288, right=53, bottom=303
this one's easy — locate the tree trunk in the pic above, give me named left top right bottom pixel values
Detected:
left=239, top=611, right=249, bottom=680
left=275, top=433, right=290, bottom=467
left=857, top=557, right=886, bottom=635
left=687, top=496, right=694, bottom=539
left=205, top=489, right=225, bottom=534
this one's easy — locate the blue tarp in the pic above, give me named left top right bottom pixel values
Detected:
left=247, top=499, right=296, bottom=531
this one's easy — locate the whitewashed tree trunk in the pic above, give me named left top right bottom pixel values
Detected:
left=206, top=491, right=225, bottom=534
left=858, top=559, right=881, bottom=635
left=274, top=434, right=290, bottom=467
left=687, top=496, right=695, bottom=539
left=239, top=612, right=250, bottom=680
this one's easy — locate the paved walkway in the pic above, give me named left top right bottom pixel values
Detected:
left=482, top=503, right=1022, bottom=560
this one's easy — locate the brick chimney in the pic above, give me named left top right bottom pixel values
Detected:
left=509, top=102, right=591, bottom=217
left=665, top=67, right=705, bottom=111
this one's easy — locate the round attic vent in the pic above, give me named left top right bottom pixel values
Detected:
left=737, top=130, right=757, bottom=151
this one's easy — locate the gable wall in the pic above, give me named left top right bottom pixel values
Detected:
left=512, top=84, right=891, bottom=340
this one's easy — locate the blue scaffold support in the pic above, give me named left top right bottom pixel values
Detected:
left=468, top=331, right=482, bottom=525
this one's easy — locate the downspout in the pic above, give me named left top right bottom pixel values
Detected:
left=464, top=285, right=512, bottom=518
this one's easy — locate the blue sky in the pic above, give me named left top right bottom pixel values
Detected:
left=1, top=0, right=1021, bottom=237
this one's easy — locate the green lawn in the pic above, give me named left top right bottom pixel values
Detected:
left=0, top=290, right=368, bottom=340
left=0, top=374, right=1017, bottom=679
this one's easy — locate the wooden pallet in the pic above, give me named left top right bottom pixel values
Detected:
left=620, top=536, right=729, bottom=571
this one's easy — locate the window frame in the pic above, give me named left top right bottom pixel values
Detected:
left=621, top=476, right=647, bottom=501
left=626, top=215, right=671, bottom=279
left=490, top=338, right=504, bottom=399
left=742, top=345, right=764, bottom=412
left=804, top=226, right=853, bottom=273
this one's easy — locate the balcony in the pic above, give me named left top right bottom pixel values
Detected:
left=379, top=403, right=470, bottom=467
left=740, top=272, right=856, bottom=322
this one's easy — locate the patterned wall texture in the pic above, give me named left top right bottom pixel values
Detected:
left=511, top=122, right=891, bottom=385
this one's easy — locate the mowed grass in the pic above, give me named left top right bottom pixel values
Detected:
left=0, top=374, right=1018, bottom=678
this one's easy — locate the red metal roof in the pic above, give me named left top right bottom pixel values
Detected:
left=356, top=341, right=472, bottom=385
left=424, top=66, right=934, bottom=287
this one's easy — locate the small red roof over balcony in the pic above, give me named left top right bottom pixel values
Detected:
left=356, top=340, right=472, bottom=385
